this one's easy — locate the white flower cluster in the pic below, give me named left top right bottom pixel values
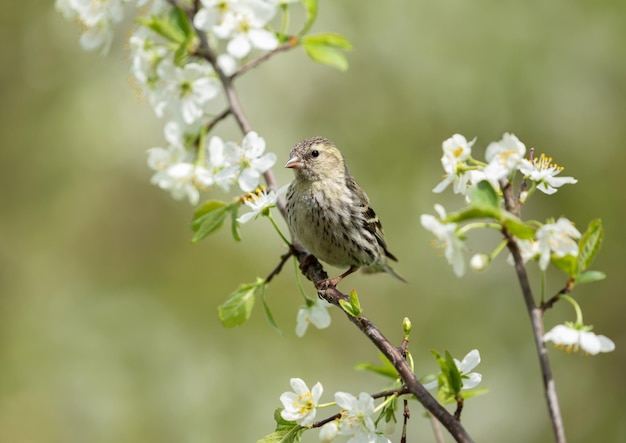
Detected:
left=58, top=0, right=297, bottom=204
left=279, top=378, right=392, bottom=443
left=433, top=133, right=577, bottom=197
left=148, top=125, right=275, bottom=204
left=55, top=0, right=159, bottom=54
left=422, top=133, right=578, bottom=276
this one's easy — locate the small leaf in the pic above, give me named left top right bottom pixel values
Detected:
left=502, top=216, right=536, bottom=240
left=445, top=207, right=499, bottom=223
left=339, top=298, right=359, bottom=317
left=469, top=181, right=501, bottom=213
left=136, top=15, right=185, bottom=44
left=218, top=281, right=262, bottom=328
left=302, top=33, right=352, bottom=72
left=575, top=270, right=606, bottom=285
left=444, top=351, right=462, bottom=395
left=552, top=254, right=578, bottom=276
left=348, top=289, right=362, bottom=315
left=577, top=219, right=603, bottom=273
left=355, top=353, right=399, bottom=379
left=258, top=412, right=304, bottom=443
left=170, top=5, right=192, bottom=39
left=303, top=33, right=352, bottom=49
left=460, top=387, right=489, bottom=400
left=230, top=205, right=242, bottom=242
left=191, top=200, right=231, bottom=243
left=261, top=289, right=282, bottom=335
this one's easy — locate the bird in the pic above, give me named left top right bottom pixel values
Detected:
left=285, top=136, right=406, bottom=287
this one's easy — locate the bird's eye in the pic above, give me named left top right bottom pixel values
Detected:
left=311, top=150, right=319, bottom=158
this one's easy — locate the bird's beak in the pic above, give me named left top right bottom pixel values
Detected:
left=285, top=155, right=303, bottom=169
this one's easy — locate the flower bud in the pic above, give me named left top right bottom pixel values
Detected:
left=470, top=253, right=490, bottom=272
left=319, top=421, right=338, bottom=442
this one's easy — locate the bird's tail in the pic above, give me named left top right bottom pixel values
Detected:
left=362, top=263, right=408, bottom=283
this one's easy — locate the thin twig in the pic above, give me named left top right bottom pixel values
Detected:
left=541, top=280, right=574, bottom=312
left=401, top=399, right=410, bottom=443
left=502, top=180, right=567, bottom=443
left=232, top=37, right=300, bottom=79
left=265, top=250, right=294, bottom=283
left=454, top=397, right=464, bottom=421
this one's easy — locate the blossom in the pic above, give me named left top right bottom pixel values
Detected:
left=55, top=0, right=126, bottom=53
left=334, top=392, right=391, bottom=443
left=518, top=153, right=577, bottom=195
left=225, top=4, right=279, bottom=58
left=280, top=378, right=323, bottom=426
left=236, top=186, right=285, bottom=224
left=433, top=134, right=476, bottom=194
left=223, top=131, right=277, bottom=192
left=535, top=217, right=581, bottom=270
left=129, top=28, right=170, bottom=86
left=194, top=0, right=279, bottom=58
left=295, top=298, right=332, bottom=337
left=152, top=59, right=220, bottom=125
left=544, top=324, right=615, bottom=355
left=424, top=349, right=482, bottom=390
left=483, top=133, right=526, bottom=189
left=147, top=122, right=213, bottom=204
left=420, top=205, right=466, bottom=277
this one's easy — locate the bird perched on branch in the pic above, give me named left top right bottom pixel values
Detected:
left=285, top=136, right=406, bottom=287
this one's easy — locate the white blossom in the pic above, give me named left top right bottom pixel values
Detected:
left=424, top=349, right=482, bottom=390
left=483, top=133, right=526, bottom=189
left=295, top=298, right=332, bottom=337
left=518, top=153, right=577, bottom=195
left=420, top=205, right=466, bottom=277
left=544, top=324, right=615, bottom=355
left=280, top=378, right=323, bottom=426
left=535, top=217, right=581, bottom=271
left=334, top=392, right=391, bottom=443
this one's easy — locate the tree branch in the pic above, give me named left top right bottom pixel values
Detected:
left=232, top=37, right=300, bottom=79
left=502, top=180, right=566, bottom=443
left=172, top=3, right=474, bottom=440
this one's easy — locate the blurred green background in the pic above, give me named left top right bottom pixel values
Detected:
left=1, top=0, right=625, bottom=442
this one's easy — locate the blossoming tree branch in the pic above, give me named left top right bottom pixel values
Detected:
left=57, top=0, right=614, bottom=442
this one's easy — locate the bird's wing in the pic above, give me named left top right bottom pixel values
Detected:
left=345, top=173, right=398, bottom=262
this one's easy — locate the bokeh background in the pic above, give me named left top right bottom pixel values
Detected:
left=1, top=0, right=625, bottom=442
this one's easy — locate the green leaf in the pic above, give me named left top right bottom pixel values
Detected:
left=444, top=351, right=462, bottom=395
left=136, top=15, right=185, bottom=44
left=191, top=200, right=231, bottom=243
left=355, top=353, right=399, bottom=379
left=339, top=289, right=362, bottom=317
left=218, top=280, right=263, bottom=328
left=173, top=42, right=190, bottom=67
left=230, top=205, right=242, bottom=242
left=444, top=207, right=499, bottom=223
left=303, top=33, right=352, bottom=71
left=577, top=219, right=603, bottom=273
left=299, top=0, right=318, bottom=35
left=274, top=409, right=296, bottom=432
left=468, top=181, right=501, bottom=217
left=170, top=5, right=192, bottom=40
left=257, top=411, right=303, bottom=443
left=502, top=216, right=536, bottom=240
left=261, top=289, right=282, bottom=335
left=575, top=270, right=606, bottom=285
left=460, top=387, right=489, bottom=400
left=303, top=33, right=352, bottom=49
left=552, top=254, right=578, bottom=276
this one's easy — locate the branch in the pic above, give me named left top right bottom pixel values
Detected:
left=232, top=37, right=300, bottom=79
left=265, top=250, right=294, bottom=283
left=292, top=248, right=474, bottom=443
left=168, top=4, right=473, bottom=440
left=502, top=181, right=567, bottom=443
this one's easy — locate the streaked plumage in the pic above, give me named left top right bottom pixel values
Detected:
left=285, top=136, right=405, bottom=287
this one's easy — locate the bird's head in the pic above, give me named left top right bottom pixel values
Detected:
left=285, top=136, right=346, bottom=182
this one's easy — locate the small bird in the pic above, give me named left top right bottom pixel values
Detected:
left=285, top=136, right=406, bottom=287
